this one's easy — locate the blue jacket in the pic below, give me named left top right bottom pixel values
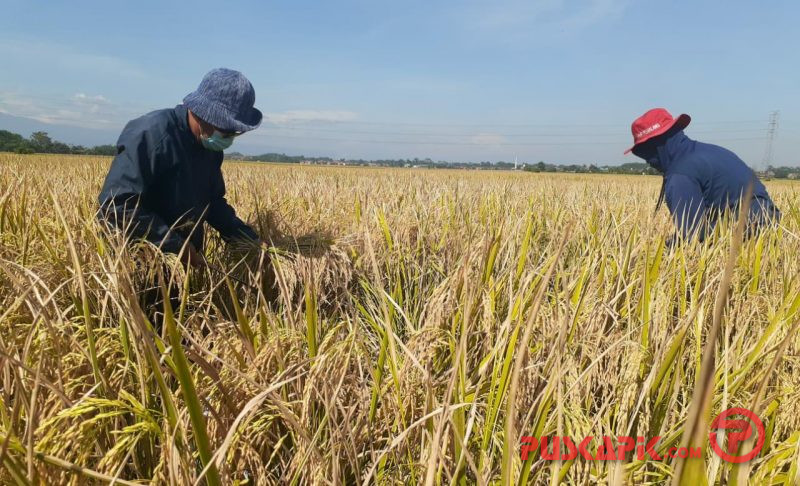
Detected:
left=98, top=104, right=258, bottom=253
left=646, top=131, right=778, bottom=240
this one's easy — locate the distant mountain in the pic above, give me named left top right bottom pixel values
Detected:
left=0, top=112, right=120, bottom=147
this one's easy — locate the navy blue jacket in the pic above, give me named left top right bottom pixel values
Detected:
left=98, top=104, right=258, bottom=253
left=644, top=130, right=778, bottom=240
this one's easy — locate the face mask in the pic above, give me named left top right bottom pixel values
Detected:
left=632, top=142, right=661, bottom=170
left=201, top=130, right=235, bottom=152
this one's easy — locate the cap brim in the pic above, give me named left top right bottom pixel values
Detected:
left=183, top=93, right=263, bottom=133
left=227, top=107, right=262, bottom=133
left=209, top=106, right=262, bottom=133
left=624, top=113, right=691, bottom=155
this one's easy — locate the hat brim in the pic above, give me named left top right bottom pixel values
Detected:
left=183, top=93, right=263, bottom=133
left=624, top=113, right=691, bottom=154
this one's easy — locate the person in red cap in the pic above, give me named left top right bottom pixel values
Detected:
left=626, top=108, right=780, bottom=243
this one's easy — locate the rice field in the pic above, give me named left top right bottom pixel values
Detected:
left=0, top=152, right=799, bottom=485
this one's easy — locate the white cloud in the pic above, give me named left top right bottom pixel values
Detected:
left=0, top=91, right=124, bottom=129
left=558, top=0, right=630, bottom=32
left=74, top=93, right=110, bottom=103
left=264, top=110, right=358, bottom=125
left=0, top=37, right=147, bottom=79
left=467, top=0, right=565, bottom=30
left=73, top=93, right=111, bottom=114
left=459, top=0, right=630, bottom=43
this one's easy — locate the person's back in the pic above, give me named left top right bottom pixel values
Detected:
left=98, top=104, right=231, bottom=254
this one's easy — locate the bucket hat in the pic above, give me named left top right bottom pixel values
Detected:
left=625, top=108, right=690, bottom=154
left=183, top=68, right=262, bottom=133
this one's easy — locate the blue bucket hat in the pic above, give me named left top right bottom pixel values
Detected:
left=183, top=68, right=262, bottom=133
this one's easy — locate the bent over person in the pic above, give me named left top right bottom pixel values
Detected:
left=98, top=68, right=263, bottom=265
left=625, top=108, right=780, bottom=242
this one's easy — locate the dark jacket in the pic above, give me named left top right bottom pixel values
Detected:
left=645, top=131, right=779, bottom=240
left=98, top=104, right=258, bottom=253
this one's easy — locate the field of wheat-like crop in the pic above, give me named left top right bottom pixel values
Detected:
left=0, top=153, right=799, bottom=485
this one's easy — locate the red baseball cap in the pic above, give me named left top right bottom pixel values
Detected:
left=624, top=108, right=691, bottom=154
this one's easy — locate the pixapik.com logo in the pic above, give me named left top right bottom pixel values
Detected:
left=520, top=407, right=765, bottom=463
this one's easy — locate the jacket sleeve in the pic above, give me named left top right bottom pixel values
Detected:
left=664, top=173, right=708, bottom=241
left=206, top=164, right=259, bottom=242
left=97, top=139, right=186, bottom=254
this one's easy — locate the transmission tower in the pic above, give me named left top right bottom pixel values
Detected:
left=761, top=111, right=779, bottom=170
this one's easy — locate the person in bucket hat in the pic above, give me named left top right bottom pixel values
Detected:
left=626, top=108, right=780, bottom=243
left=98, top=68, right=263, bottom=267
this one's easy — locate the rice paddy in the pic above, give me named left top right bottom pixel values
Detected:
left=0, top=153, right=799, bottom=485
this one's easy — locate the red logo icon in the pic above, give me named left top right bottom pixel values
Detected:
left=708, top=407, right=765, bottom=463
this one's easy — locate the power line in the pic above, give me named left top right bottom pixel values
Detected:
left=259, top=133, right=767, bottom=147
left=264, top=125, right=767, bottom=137
left=264, top=118, right=766, bottom=129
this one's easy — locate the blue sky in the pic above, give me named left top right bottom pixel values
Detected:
left=0, top=0, right=798, bottom=165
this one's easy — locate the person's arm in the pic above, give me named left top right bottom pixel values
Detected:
left=97, top=140, right=186, bottom=254
left=664, top=173, right=708, bottom=242
left=206, top=164, right=259, bottom=243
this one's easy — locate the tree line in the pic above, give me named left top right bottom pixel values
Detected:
left=2, top=129, right=797, bottom=179
left=0, top=130, right=116, bottom=155
left=226, top=152, right=661, bottom=174
left=227, top=153, right=798, bottom=178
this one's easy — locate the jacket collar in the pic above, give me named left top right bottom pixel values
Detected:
left=173, top=104, right=203, bottom=148
left=174, top=104, right=190, bottom=132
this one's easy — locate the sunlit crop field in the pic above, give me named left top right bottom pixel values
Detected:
left=1, top=153, right=799, bottom=485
